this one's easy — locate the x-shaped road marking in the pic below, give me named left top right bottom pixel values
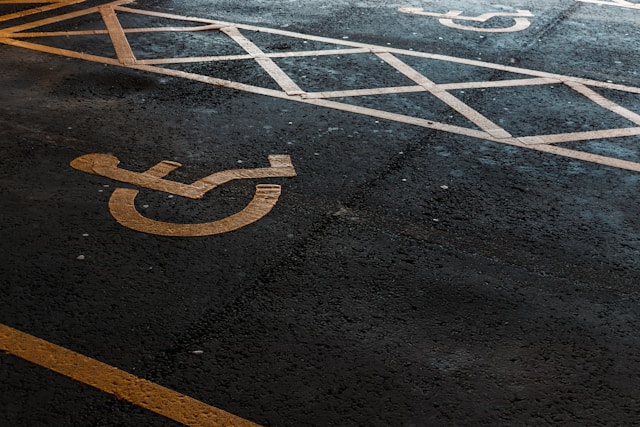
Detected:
left=1, top=0, right=639, bottom=173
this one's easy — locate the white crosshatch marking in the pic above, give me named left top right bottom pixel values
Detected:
left=576, top=0, right=640, bottom=9
left=1, top=0, right=640, bottom=172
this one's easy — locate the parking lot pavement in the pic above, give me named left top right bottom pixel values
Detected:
left=1, top=1, right=640, bottom=425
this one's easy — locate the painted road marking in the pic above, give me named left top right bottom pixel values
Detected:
left=397, top=8, right=534, bottom=33
left=0, top=323, right=260, bottom=427
left=71, top=154, right=297, bottom=237
left=221, top=26, right=305, bottom=96
left=0, top=0, right=84, bottom=23
left=1, top=0, right=640, bottom=173
left=576, top=0, right=640, bottom=9
left=109, top=184, right=284, bottom=237
left=99, top=3, right=135, bottom=65
left=71, top=153, right=297, bottom=200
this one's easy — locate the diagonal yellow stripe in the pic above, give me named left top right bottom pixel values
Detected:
left=220, top=26, right=304, bottom=95
left=99, top=4, right=135, bottom=65
left=0, top=323, right=260, bottom=427
left=0, top=0, right=85, bottom=23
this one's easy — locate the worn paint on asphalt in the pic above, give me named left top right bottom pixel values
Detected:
left=1, top=0, right=640, bottom=173
left=0, top=323, right=260, bottom=427
left=71, top=153, right=296, bottom=236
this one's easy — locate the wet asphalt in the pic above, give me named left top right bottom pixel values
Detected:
left=1, top=0, right=640, bottom=425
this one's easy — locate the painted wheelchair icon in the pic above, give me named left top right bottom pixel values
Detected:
left=397, top=8, right=534, bottom=33
left=71, top=153, right=297, bottom=237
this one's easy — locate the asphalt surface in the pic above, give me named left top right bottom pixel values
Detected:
left=1, top=0, right=640, bottom=425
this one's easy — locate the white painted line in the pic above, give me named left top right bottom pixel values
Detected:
left=302, top=97, right=497, bottom=141
left=3, top=0, right=640, bottom=173
left=302, top=85, right=425, bottom=99
left=221, top=26, right=304, bottom=95
left=564, top=81, right=640, bottom=126
left=576, top=0, right=640, bottom=10
left=437, top=78, right=561, bottom=91
left=533, top=144, right=640, bottom=173
left=518, top=128, right=640, bottom=145
left=374, top=52, right=512, bottom=138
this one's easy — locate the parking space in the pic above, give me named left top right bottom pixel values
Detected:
left=1, top=1, right=640, bottom=425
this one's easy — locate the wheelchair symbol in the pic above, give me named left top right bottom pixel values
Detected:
left=71, top=153, right=297, bottom=237
left=399, top=8, right=534, bottom=33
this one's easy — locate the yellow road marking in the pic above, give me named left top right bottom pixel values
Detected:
left=0, top=323, right=260, bottom=427
left=0, top=0, right=129, bottom=34
left=0, top=0, right=85, bottom=23
left=376, top=51, right=512, bottom=138
left=99, top=4, right=135, bottom=65
left=71, top=154, right=296, bottom=236
left=109, top=184, right=283, bottom=237
left=220, top=26, right=304, bottom=95
left=71, top=153, right=296, bottom=200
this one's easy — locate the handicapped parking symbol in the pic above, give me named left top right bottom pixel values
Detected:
left=398, top=8, right=534, bottom=33
left=71, top=153, right=297, bottom=237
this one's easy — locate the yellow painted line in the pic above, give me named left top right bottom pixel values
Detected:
left=114, top=4, right=220, bottom=24
left=376, top=51, right=512, bottom=139
left=70, top=153, right=296, bottom=200
left=4, top=25, right=221, bottom=39
left=220, top=26, right=304, bottom=96
left=0, top=0, right=131, bottom=34
left=12, top=30, right=110, bottom=37
left=0, top=323, right=260, bottom=427
left=0, top=37, right=122, bottom=64
left=0, top=0, right=60, bottom=3
left=0, top=0, right=85, bottom=23
left=109, top=184, right=283, bottom=237
left=99, top=5, right=135, bottom=65
left=71, top=153, right=296, bottom=236
left=302, top=85, right=425, bottom=99
left=136, top=54, right=254, bottom=65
